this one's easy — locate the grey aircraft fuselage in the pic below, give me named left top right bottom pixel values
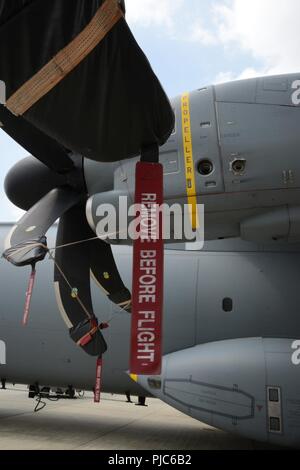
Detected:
left=1, top=73, right=300, bottom=448
left=0, top=225, right=300, bottom=448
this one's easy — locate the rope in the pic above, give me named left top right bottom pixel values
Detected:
left=3, top=234, right=131, bottom=319
left=2, top=236, right=100, bottom=261
left=47, top=250, right=93, bottom=321
left=50, top=242, right=131, bottom=317
left=3, top=240, right=93, bottom=320
left=3, top=231, right=127, bottom=259
left=49, top=236, right=100, bottom=252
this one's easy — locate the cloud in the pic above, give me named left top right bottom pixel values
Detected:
left=127, top=0, right=300, bottom=82
left=126, top=0, right=184, bottom=29
left=213, top=0, right=300, bottom=80
left=213, top=67, right=267, bottom=85
left=126, top=0, right=217, bottom=46
left=189, top=23, right=218, bottom=46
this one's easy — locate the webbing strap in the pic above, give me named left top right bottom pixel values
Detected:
left=76, top=321, right=109, bottom=347
left=6, top=0, right=123, bottom=116
left=76, top=326, right=99, bottom=347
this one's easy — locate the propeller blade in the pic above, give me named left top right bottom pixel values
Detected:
left=0, top=105, right=74, bottom=174
left=4, top=188, right=81, bottom=267
left=89, top=239, right=131, bottom=312
left=54, top=204, right=107, bottom=357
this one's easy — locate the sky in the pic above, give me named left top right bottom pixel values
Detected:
left=1, top=0, right=300, bottom=221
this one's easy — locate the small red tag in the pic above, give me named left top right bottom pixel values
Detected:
left=94, top=357, right=102, bottom=403
left=23, top=268, right=36, bottom=326
left=130, top=162, right=164, bottom=376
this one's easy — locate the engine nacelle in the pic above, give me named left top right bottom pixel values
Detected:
left=86, top=73, right=300, bottom=245
left=241, top=206, right=300, bottom=242
left=134, top=338, right=300, bottom=448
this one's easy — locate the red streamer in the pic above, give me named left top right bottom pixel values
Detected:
left=130, top=162, right=164, bottom=375
left=23, top=267, right=36, bottom=326
left=94, top=357, right=102, bottom=403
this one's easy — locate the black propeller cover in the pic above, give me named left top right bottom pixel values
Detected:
left=0, top=0, right=175, bottom=164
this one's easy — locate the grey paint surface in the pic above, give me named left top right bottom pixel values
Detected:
left=0, top=225, right=300, bottom=446
left=87, top=73, right=300, bottom=243
left=137, top=339, right=300, bottom=448
left=2, top=73, right=300, bottom=447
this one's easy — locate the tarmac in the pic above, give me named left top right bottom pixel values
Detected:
left=0, top=387, right=277, bottom=450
